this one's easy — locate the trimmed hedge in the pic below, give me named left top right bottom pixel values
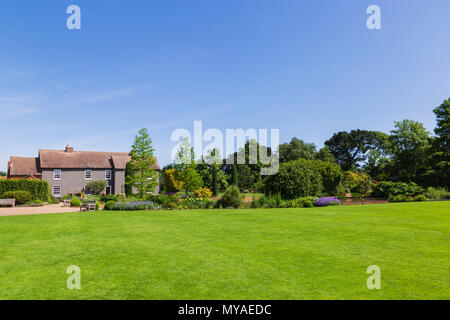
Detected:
left=0, top=179, right=50, bottom=201
left=0, top=190, right=32, bottom=205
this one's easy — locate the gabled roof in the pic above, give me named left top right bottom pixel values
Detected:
left=39, top=149, right=129, bottom=169
left=111, top=155, right=131, bottom=169
left=37, top=149, right=161, bottom=170
left=8, top=157, right=41, bottom=176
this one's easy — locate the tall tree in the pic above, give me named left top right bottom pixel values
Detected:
left=433, top=98, right=450, bottom=153
left=206, top=148, right=221, bottom=196
left=389, top=120, right=430, bottom=182
left=324, top=130, right=388, bottom=171
left=279, top=137, right=317, bottom=162
left=315, top=146, right=335, bottom=163
left=126, top=128, right=159, bottom=199
left=419, top=99, right=450, bottom=186
left=174, top=137, right=203, bottom=196
left=232, top=164, right=238, bottom=186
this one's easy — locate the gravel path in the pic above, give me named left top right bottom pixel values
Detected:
left=0, top=204, right=80, bottom=217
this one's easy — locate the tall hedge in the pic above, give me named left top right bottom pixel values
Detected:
left=265, top=159, right=323, bottom=199
left=265, top=159, right=343, bottom=199
left=0, top=179, right=51, bottom=201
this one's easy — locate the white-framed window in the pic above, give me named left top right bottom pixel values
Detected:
left=85, top=170, right=92, bottom=180
left=52, top=186, right=61, bottom=197
left=123, top=170, right=126, bottom=180
left=105, top=170, right=112, bottom=180
left=53, top=169, right=61, bottom=180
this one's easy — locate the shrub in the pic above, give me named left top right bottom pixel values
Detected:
left=314, top=197, right=341, bottom=207
left=291, top=196, right=318, bottom=208
left=32, top=199, right=44, bottom=207
left=164, top=168, right=183, bottom=193
left=1, top=190, right=32, bottom=205
left=265, top=159, right=324, bottom=199
left=425, top=187, right=449, bottom=200
left=104, top=200, right=116, bottom=210
left=388, top=195, right=411, bottom=202
left=303, top=200, right=314, bottom=208
left=70, top=197, right=81, bottom=207
left=62, top=194, right=72, bottom=200
left=85, top=180, right=108, bottom=195
left=0, top=179, right=50, bottom=201
left=372, top=181, right=424, bottom=198
left=179, top=198, right=216, bottom=209
left=312, top=161, right=344, bottom=195
left=221, top=185, right=242, bottom=209
left=414, top=195, right=428, bottom=202
left=100, top=194, right=118, bottom=203
left=343, top=171, right=372, bottom=193
left=194, top=187, right=213, bottom=199
left=50, top=196, right=60, bottom=204
left=252, top=194, right=282, bottom=209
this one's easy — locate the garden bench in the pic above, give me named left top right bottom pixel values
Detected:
left=0, top=199, right=16, bottom=207
left=63, top=199, right=71, bottom=207
left=80, top=201, right=96, bottom=212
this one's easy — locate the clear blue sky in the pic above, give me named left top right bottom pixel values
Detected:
left=1, top=0, right=449, bottom=171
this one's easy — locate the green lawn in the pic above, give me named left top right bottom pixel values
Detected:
left=0, top=202, right=448, bottom=300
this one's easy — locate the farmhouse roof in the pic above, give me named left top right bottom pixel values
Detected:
left=38, top=147, right=160, bottom=170
left=8, top=157, right=41, bottom=176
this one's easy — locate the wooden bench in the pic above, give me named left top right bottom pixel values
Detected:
left=0, top=199, right=16, bottom=207
left=80, top=201, right=96, bottom=211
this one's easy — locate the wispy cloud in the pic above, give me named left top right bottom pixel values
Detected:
left=0, top=94, right=46, bottom=116
left=0, top=82, right=163, bottom=119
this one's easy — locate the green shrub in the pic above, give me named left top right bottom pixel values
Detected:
left=291, top=196, right=317, bottom=208
left=265, top=159, right=324, bottom=199
left=32, top=199, right=44, bottom=206
left=100, top=194, right=119, bottom=203
left=425, top=187, right=449, bottom=200
left=104, top=200, right=116, bottom=210
left=50, top=196, right=59, bottom=204
left=221, top=185, right=242, bottom=209
left=70, top=197, right=81, bottom=207
left=388, top=195, right=413, bottom=203
left=0, top=179, right=50, bottom=201
left=414, top=195, right=428, bottom=202
left=62, top=194, right=72, bottom=200
left=179, top=198, right=216, bottom=209
left=372, top=181, right=424, bottom=198
left=303, top=200, right=313, bottom=208
left=1, top=190, right=32, bottom=205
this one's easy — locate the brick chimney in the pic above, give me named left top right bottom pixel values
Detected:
left=65, top=145, right=74, bottom=153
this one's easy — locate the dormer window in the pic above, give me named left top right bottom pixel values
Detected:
left=54, top=169, right=61, bottom=180
left=105, top=170, right=112, bottom=180
left=85, top=170, right=92, bottom=180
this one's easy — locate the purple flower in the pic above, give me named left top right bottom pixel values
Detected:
left=314, top=197, right=341, bottom=207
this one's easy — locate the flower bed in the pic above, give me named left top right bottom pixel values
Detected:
left=313, top=197, right=341, bottom=207
left=111, top=201, right=161, bottom=211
